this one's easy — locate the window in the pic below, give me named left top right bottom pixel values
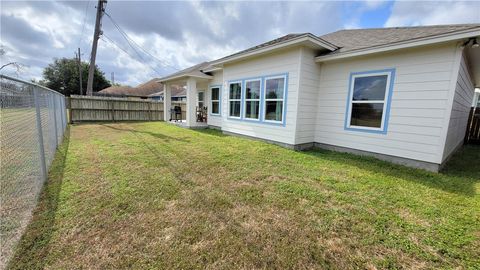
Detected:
left=210, top=86, right=220, bottom=115
left=244, top=79, right=261, bottom=120
left=198, top=91, right=204, bottom=109
left=264, top=76, right=286, bottom=122
left=229, top=81, right=242, bottom=118
left=345, top=69, right=395, bottom=133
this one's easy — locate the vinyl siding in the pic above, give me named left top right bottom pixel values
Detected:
left=295, top=47, right=322, bottom=144
left=220, top=48, right=301, bottom=145
left=207, top=70, right=223, bottom=128
left=314, top=43, right=459, bottom=164
left=442, top=51, right=475, bottom=161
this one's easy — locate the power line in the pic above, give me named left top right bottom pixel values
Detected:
left=104, top=11, right=168, bottom=72
left=103, top=32, right=161, bottom=75
left=102, top=34, right=160, bottom=76
left=101, top=35, right=159, bottom=77
left=103, top=14, right=155, bottom=73
left=104, top=11, right=179, bottom=71
left=105, top=11, right=179, bottom=71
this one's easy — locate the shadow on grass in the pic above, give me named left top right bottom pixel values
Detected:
left=7, top=128, right=71, bottom=270
left=303, top=144, right=480, bottom=197
left=101, top=123, right=195, bottom=185
left=100, top=123, right=190, bottom=143
left=191, top=128, right=228, bottom=137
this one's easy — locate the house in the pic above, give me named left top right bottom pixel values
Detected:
left=147, top=91, right=164, bottom=101
left=148, top=87, right=187, bottom=102
left=98, top=78, right=163, bottom=98
left=158, top=24, right=480, bottom=171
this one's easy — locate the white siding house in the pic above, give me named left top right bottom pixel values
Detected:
left=158, top=24, right=480, bottom=171
left=207, top=70, right=223, bottom=128
left=443, top=52, right=476, bottom=161
left=295, top=47, right=322, bottom=145
left=315, top=43, right=460, bottom=168
left=220, top=48, right=302, bottom=145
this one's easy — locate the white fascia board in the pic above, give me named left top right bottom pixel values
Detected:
left=315, top=29, right=480, bottom=62
left=202, top=66, right=223, bottom=73
left=158, top=73, right=213, bottom=83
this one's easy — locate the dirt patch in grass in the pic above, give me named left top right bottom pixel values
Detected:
left=7, top=122, right=480, bottom=269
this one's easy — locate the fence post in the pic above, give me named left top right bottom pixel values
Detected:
left=60, top=97, right=65, bottom=133
left=63, top=97, right=66, bottom=130
left=52, top=94, right=58, bottom=147
left=67, top=97, right=73, bottom=124
left=33, top=88, right=48, bottom=181
left=148, top=102, right=152, bottom=121
left=111, top=100, right=115, bottom=121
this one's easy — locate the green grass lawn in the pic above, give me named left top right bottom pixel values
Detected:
left=8, top=122, right=480, bottom=269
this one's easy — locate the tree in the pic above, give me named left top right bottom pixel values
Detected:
left=0, top=45, right=27, bottom=75
left=42, top=57, right=111, bottom=96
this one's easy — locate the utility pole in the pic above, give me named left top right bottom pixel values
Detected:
left=86, top=0, right=107, bottom=96
left=111, top=72, right=114, bottom=85
left=76, top=48, right=83, bottom=95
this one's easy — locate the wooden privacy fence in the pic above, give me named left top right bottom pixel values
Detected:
left=465, top=107, right=480, bottom=144
left=68, top=95, right=164, bottom=122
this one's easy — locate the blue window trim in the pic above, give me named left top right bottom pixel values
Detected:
left=226, top=72, right=288, bottom=127
left=243, top=78, right=262, bottom=121
left=227, top=80, right=243, bottom=120
left=263, top=74, right=288, bottom=126
left=344, top=68, right=396, bottom=134
left=209, top=84, right=222, bottom=116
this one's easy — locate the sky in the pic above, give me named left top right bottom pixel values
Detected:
left=1, top=0, right=479, bottom=86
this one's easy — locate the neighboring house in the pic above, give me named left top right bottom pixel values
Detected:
left=148, top=91, right=164, bottom=101
left=147, top=87, right=187, bottom=102
left=98, top=78, right=163, bottom=98
left=158, top=24, right=480, bottom=171
left=98, top=78, right=186, bottom=101
left=169, top=87, right=187, bottom=102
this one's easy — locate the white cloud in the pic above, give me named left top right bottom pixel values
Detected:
left=1, top=1, right=347, bottom=87
left=385, top=1, right=480, bottom=27
left=13, top=1, right=468, bottom=87
left=341, top=1, right=390, bottom=30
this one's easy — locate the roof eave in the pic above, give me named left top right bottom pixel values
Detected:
left=157, top=73, right=213, bottom=83
left=202, top=66, right=223, bottom=73
left=210, top=35, right=337, bottom=66
left=316, top=28, right=480, bottom=62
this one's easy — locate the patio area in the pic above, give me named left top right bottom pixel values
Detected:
left=167, top=119, right=208, bottom=129
left=8, top=122, right=480, bottom=269
left=160, top=62, right=213, bottom=129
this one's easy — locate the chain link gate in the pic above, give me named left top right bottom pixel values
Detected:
left=0, top=74, right=67, bottom=268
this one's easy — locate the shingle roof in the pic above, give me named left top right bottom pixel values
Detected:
left=210, top=33, right=338, bottom=65
left=99, top=79, right=187, bottom=97
left=158, top=62, right=212, bottom=82
left=99, top=78, right=164, bottom=97
left=215, top=33, right=307, bottom=61
left=319, top=24, right=480, bottom=54
left=147, top=87, right=186, bottom=97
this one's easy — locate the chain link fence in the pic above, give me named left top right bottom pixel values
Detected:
left=0, top=74, right=67, bottom=268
